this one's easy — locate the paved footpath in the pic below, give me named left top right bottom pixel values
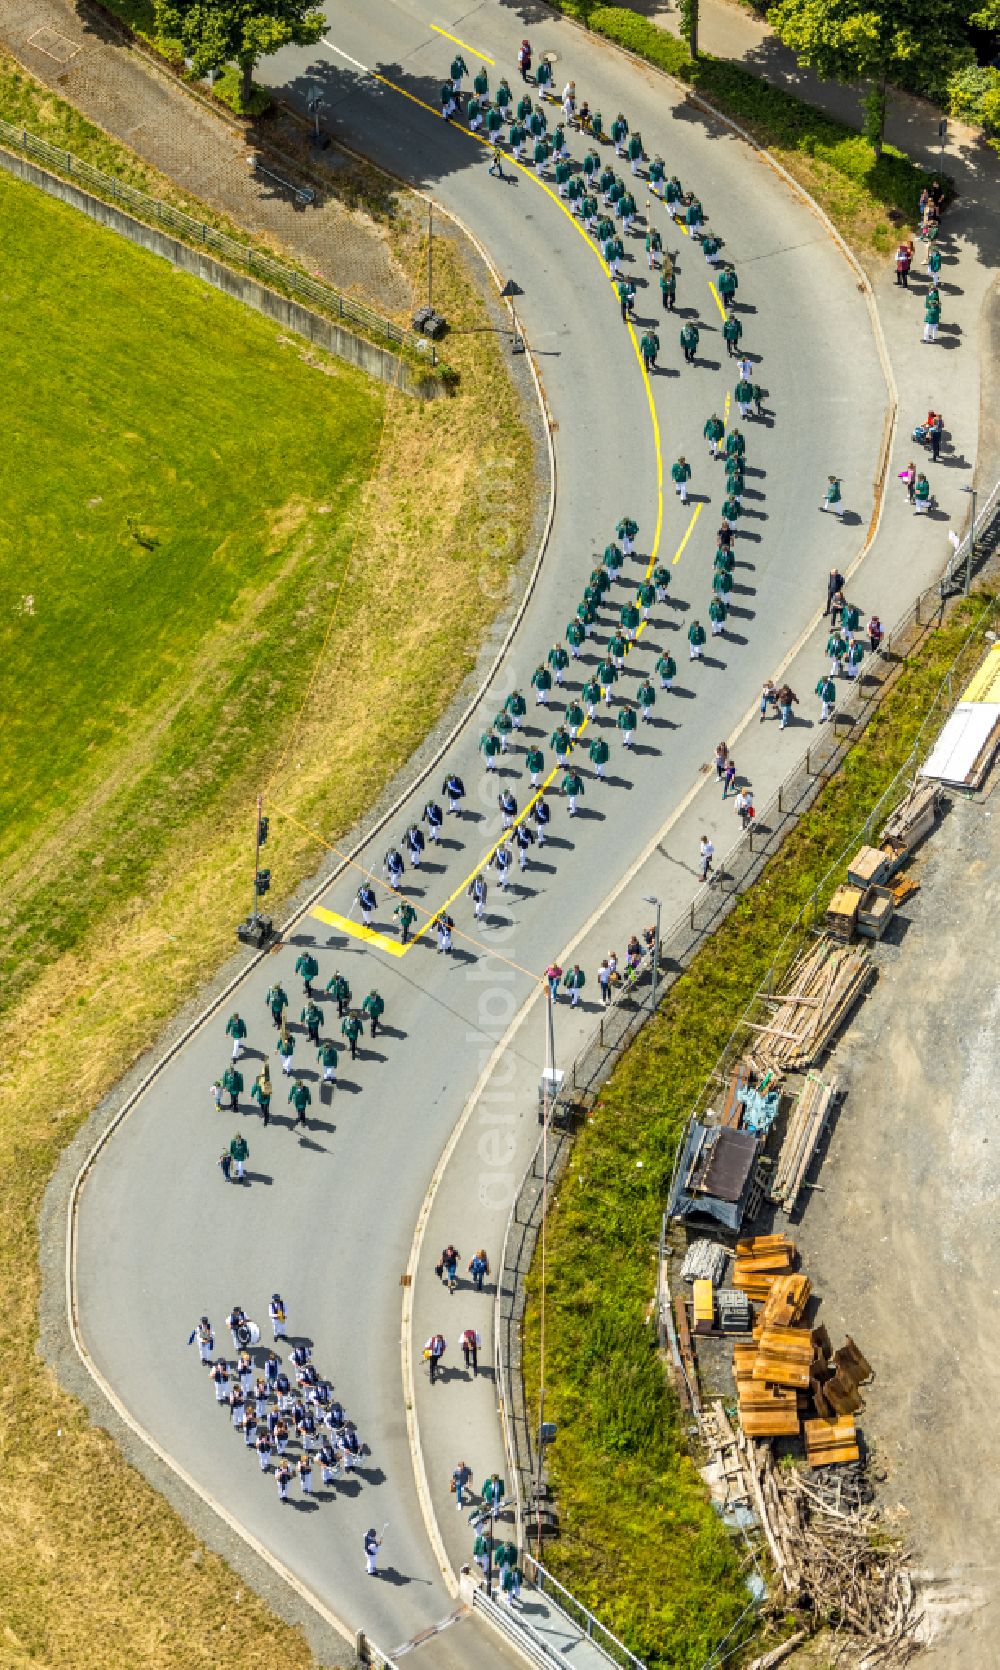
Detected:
left=36, top=0, right=996, bottom=1661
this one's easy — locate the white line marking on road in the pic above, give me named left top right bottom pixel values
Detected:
left=321, top=37, right=372, bottom=76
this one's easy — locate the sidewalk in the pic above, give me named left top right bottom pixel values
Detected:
left=0, top=0, right=411, bottom=312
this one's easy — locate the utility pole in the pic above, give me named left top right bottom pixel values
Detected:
left=643, top=894, right=662, bottom=1012
left=961, top=484, right=977, bottom=597
left=428, top=200, right=433, bottom=309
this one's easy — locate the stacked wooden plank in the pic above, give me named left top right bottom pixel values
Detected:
left=770, top=1071, right=837, bottom=1213
left=804, top=1416, right=860, bottom=1466
left=732, top=1233, right=795, bottom=1302
left=753, top=1326, right=815, bottom=1389
left=825, top=884, right=863, bottom=940
left=748, top=937, right=873, bottom=1075
left=761, top=1272, right=811, bottom=1329
left=880, top=781, right=939, bottom=851
left=846, top=845, right=891, bottom=890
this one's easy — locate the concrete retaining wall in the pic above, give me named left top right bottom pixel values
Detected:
left=0, top=146, right=441, bottom=398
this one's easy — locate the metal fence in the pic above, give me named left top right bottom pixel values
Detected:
left=0, top=119, right=420, bottom=354
left=524, top=1556, right=647, bottom=1670
left=495, top=487, right=1000, bottom=1667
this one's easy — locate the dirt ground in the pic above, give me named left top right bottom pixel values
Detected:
left=790, top=769, right=1000, bottom=1664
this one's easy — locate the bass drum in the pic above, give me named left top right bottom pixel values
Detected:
left=235, top=1320, right=261, bottom=1349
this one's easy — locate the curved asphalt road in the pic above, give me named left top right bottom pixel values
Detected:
left=74, top=3, right=887, bottom=1663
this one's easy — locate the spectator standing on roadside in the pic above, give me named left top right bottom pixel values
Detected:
left=699, top=835, right=714, bottom=881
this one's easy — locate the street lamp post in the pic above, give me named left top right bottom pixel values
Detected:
left=961, top=485, right=977, bottom=597
left=643, top=893, right=661, bottom=1012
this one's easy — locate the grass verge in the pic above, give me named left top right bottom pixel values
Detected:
left=521, top=596, right=994, bottom=1669
left=0, top=151, right=534, bottom=1666
left=546, top=4, right=942, bottom=262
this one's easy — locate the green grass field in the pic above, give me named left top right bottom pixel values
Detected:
left=0, top=169, right=382, bottom=1012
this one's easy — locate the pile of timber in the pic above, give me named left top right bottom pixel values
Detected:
left=748, top=937, right=873, bottom=1074
left=880, top=780, right=940, bottom=852
left=734, top=1432, right=920, bottom=1661
left=770, top=1072, right=837, bottom=1213
left=733, top=1238, right=872, bottom=1454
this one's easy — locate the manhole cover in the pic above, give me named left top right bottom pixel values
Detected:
left=27, top=26, right=83, bottom=64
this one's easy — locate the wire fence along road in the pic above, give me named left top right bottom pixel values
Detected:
left=0, top=119, right=421, bottom=355
left=495, top=486, right=1000, bottom=1666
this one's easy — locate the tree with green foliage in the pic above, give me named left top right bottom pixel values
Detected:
left=155, top=0, right=325, bottom=107
left=767, top=0, right=964, bottom=155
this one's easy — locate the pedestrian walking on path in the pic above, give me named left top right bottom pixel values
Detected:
left=515, top=823, right=535, bottom=871
left=548, top=641, right=569, bottom=688
left=640, top=329, right=660, bottom=372
left=722, top=757, right=737, bottom=798
left=226, top=1012, right=247, bottom=1060
left=699, top=835, right=714, bottom=882
left=301, top=1000, right=322, bottom=1045
left=704, top=413, right=724, bottom=458
left=819, top=476, right=844, bottom=518
left=493, top=842, right=512, bottom=891
left=480, top=728, right=501, bottom=772
left=589, top=735, right=610, bottom=779
left=656, top=652, right=676, bottom=691
left=404, top=822, right=425, bottom=868
left=680, top=321, right=700, bottom=364
left=525, top=744, right=545, bottom=788
left=327, top=970, right=351, bottom=1017
left=868, top=614, right=884, bottom=655
left=276, top=1462, right=292, bottom=1502
left=534, top=798, right=552, bottom=846
left=294, top=952, right=319, bottom=998
left=188, top=1316, right=214, bottom=1364
left=735, top=787, right=755, bottom=831
left=735, top=376, right=753, bottom=420
left=563, top=767, right=585, bottom=815
left=532, top=662, right=552, bottom=706
left=777, top=684, right=799, bottom=729
left=637, top=679, right=656, bottom=722
left=443, top=772, right=465, bottom=816
left=265, top=982, right=287, bottom=1028
left=362, top=989, right=385, bottom=1036
left=342, top=1012, right=363, bottom=1058
left=229, top=1132, right=248, bottom=1183
left=923, top=289, right=941, bottom=343
left=616, top=515, right=638, bottom=556
left=452, top=1460, right=473, bottom=1509
left=671, top=455, right=692, bottom=503
left=894, top=238, right=913, bottom=286
left=722, top=311, right=743, bottom=357
left=688, top=620, right=706, bottom=660
left=617, top=704, right=637, bottom=749
left=546, top=961, right=563, bottom=1000
left=318, top=1039, right=338, bottom=1085
left=469, top=874, right=487, bottom=922
left=499, top=788, right=518, bottom=830
left=914, top=472, right=932, bottom=514
left=461, top=1327, right=480, bottom=1375
left=816, top=675, right=836, bottom=722
left=251, top=1064, right=272, bottom=1125
left=357, top=883, right=377, bottom=928
left=437, top=1244, right=460, bottom=1292
left=760, top=679, right=777, bottom=720
left=425, top=1334, right=446, bottom=1384
left=469, top=1249, right=490, bottom=1291
left=221, top=1064, right=243, bottom=1111
left=364, top=1527, right=383, bottom=1575
left=289, top=1081, right=311, bottom=1129
left=506, top=688, right=527, bottom=731
left=709, top=596, right=728, bottom=636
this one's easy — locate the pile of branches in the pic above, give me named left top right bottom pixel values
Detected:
left=737, top=1433, right=921, bottom=1666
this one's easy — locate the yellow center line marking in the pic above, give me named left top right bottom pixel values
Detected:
left=672, top=502, right=702, bottom=565
left=723, top=390, right=731, bottom=426
left=311, top=906, right=408, bottom=956
left=431, top=23, right=494, bottom=64
left=317, top=39, right=673, bottom=955
left=709, top=278, right=725, bottom=319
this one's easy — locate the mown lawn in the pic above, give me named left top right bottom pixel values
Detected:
left=0, top=168, right=380, bottom=1009
left=522, top=598, right=995, bottom=1668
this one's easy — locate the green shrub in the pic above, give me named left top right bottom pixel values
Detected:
left=948, top=62, right=1000, bottom=123
left=208, top=64, right=273, bottom=117
left=982, top=85, right=1000, bottom=134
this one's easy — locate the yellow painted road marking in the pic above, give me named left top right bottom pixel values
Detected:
left=311, top=905, right=408, bottom=956
left=709, top=279, right=725, bottom=319
left=672, top=502, right=702, bottom=565
left=723, top=390, right=731, bottom=426
left=316, top=37, right=677, bottom=950
left=321, top=35, right=664, bottom=570
left=431, top=23, right=494, bottom=64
